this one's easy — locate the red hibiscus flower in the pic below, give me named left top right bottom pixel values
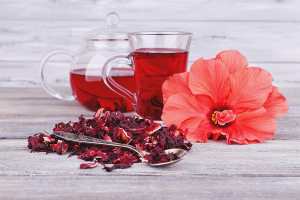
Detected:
left=161, top=50, right=289, bottom=144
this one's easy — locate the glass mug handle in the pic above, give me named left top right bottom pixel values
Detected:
left=102, top=54, right=137, bottom=110
left=39, top=49, right=75, bottom=101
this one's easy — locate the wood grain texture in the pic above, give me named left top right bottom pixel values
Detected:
left=1, top=61, right=299, bottom=88
left=0, top=139, right=300, bottom=199
left=1, top=20, right=299, bottom=63
left=1, top=176, right=300, bottom=200
left=0, top=0, right=299, bottom=88
left=1, top=0, right=299, bottom=21
left=0, top=88, right=299, bottom=140
left=0, top=87, right=298, bottom=199
left=1, top=139, right=300, bottom=177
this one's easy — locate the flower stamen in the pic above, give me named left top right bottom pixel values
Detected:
left=211, top=111, right=220, bottom=124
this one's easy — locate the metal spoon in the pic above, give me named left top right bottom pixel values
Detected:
left=53, top=131, right=187, bottom=167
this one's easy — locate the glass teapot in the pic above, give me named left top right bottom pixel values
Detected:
left=39, top=12, right=135, bottom=112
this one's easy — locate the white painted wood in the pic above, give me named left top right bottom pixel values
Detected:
left=0, top=20, right=299, bottom=63
left=1, top=61, right=300, bottom=88
left=0, top=139, right=300, bottom=177
left=0, top=0, right=299, bottom=21
left=0, top=87, right=298, bottom=199
left=1, top=175, right=300, bottom=200
left=0, top=20, right=299, bottom=87
left=0, top=88, right=299, bottom=140
left=0, top=139, right=300, bottom=199
left=0, top=0, right=299, bottom=87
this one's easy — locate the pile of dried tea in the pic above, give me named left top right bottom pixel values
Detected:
left=28, top=108, right=192, bottom=172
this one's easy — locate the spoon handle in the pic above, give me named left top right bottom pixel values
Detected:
left=53, top=131, right=147, bottom=158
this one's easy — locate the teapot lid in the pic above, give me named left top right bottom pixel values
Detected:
left=82, top=12, right=128, bottom=41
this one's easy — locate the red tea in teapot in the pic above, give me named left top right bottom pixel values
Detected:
left=70, top=68, right=135, bottom=112
left=133, top=48, right=189, bottom=120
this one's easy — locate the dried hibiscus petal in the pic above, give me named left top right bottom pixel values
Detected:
left=52, top=140, right=68, bottom=155
left=42, top=131, right=56, bottom=143
left=113, top=128, right=132, bottom=144
left=145, top=122, right=161, bottom=135
left=27, top=108, right=192, bottom=172
left=27, top=133, right=53, bottom=153
left=103, top=163, right=131, bottom=172
left=103, top=134, right=112, bottom=142
left=80, top=161, right=99, bottom=169
left=143, top=146, right=179, bottom=164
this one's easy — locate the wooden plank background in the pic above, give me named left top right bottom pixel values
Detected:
left=0, top=87, right=298, bottom=139
left=0, top=86, right=299, bottom=199
left=0, top=0, right=299, bottom=88
left=1, top=138, right=300, bottom=199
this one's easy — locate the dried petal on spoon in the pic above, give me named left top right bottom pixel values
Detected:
left=27, top=109, right=192, bottom=172
left=142, top=146, right=179, bottom=164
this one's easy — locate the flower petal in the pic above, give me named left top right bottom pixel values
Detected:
left=52, top=140, right=69, bottom=155
left=185, top=126, right=212, bottom=143
left=189, top=58, right=230, bottom=108
left=80, top=161, right=98, bottom=169
left=227, top=67, right=273, bottom=114
left=161, top=93, right=213, bottom=129
left=162, top=72, right=192, bottom=104
left=215, top=50, right=248, bottom=74
left=113, top=128, right=132, bottom=144
left=222, top=108, right=277, bottom=144
left=215, top=110, right=236, bottom=126
left=103, top=134, right=112, bottom=142
left=180, top=117, right=210, bottom=130
left=264, top=86, right=289, bottom=118
left=145, top=122, right=161, bottom=135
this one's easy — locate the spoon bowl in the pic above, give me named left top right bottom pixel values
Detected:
left=53, top=131, right=188, bottom=167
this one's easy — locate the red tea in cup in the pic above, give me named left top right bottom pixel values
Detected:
left=102, top=31, right=193, bottom=121
left=133, top=48, right=188, bottom=119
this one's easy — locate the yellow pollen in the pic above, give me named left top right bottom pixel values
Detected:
left=212, top=111, right=220, bottom=124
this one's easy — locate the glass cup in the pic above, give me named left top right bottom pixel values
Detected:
left=102, top=31, right=193, bottom=121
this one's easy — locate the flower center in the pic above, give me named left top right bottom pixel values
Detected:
left=211, top=111, right=220, bottom=124
left=211, top=110, right=236, bottom=126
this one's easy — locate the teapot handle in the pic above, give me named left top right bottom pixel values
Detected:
left=102, top=54, right=137, bottom=110
left=39, top=49, right=75, bottom=101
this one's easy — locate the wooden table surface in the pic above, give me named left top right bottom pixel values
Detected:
left=0, top=87, right=299, bottom=200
